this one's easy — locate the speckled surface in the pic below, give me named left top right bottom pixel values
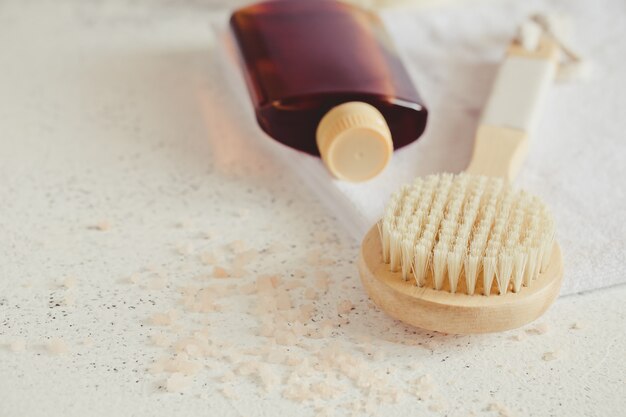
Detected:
left=0, top=1, right=624, bottom=416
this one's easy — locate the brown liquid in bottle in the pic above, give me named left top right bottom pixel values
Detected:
left=230, top=0, right=428, bottom=156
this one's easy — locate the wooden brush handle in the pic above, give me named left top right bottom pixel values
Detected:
left=466, top=36, right=559, bottom=182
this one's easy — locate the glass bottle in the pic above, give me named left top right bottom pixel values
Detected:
left=230, top=0, right=428, bottom=181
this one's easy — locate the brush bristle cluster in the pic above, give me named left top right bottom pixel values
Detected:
left=378, top=173, right=555, bottom=295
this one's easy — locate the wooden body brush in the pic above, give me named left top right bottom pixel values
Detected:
left=358, top=35, right=563, bottom=334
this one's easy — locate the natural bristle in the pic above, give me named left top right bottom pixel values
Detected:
left=379, top=173, right=555, bottom=296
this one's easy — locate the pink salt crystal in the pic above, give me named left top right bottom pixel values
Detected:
left=229, top=266, right=248, bottom=278
left=63, top=292, right=76, bottom=306
left=240, top=282, right=257, bottom=295
left=266, top=348, right=286, bottom=364
left=293, top=269, right=307, bottom=279
left=487, top=402, right=513, bottom=417
left=10, top=339, right=26, bottom=352
left=275, top=330, right=297, bottom=346
left=299, top=304, right=315, bottom=321
left=283, top=280, right=304, bottom=290
left=306, top=249, right=321, bottom=265
left=257, top=322, right=275, bottom=337
left=276, top=292, right=292, bottom=310
left=129, top=274, right=140, bottom=284
left=150, top=334, right=169, bottom=347
left=429, top=402, right=446, bottom=412
left=220, top=371, right=236, bottom=383
left=166, top=373, right=190, bottom=393
left=304, top=288, right=319, bottom=301
left=83, top=337, right=94, bottom=347
left=255, top=275, right=275, bottom=292
left=62, top=276, right=77, bottom=288
left=96, top=220, right=111, bottom=231
left=221, top=386, right=238, bottom=399
left=267, top=242, right=286, bottom=253
left=149, top=309, right=179, bottom=326
left=542, top=350, right=561, bottom=361
left=46, top=338, right=68, bottom=355
left=147, top=277, right=167, bottom=290
left=199, top=251, right=217, bottom=265
left=228, top=240, right=247, bottom=253
left=527, top=322, right=549, bottom=335
left=336, top=300, right=353, bottom=315
left=236, top=361, right=258, bottom=376
left=315, top=271, right=330, bottom=292
left=257, top=364, right=280, bottom=391
left=286, top=354, right=303, bottom=366
left=176, top=242, right=195, bottom=256
left=234, top=249, right=258, bottom=266
left=314, top=231, right=330, bottom=243
left=213, top=266, right=229, bottom=278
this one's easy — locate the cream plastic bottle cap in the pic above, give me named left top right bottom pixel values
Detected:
left=316, top=101, right=393, bottom=182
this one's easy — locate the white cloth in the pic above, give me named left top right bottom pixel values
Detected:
left=216, top=0, right=626, bottom=295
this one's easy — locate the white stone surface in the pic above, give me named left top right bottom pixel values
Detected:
left=0, top=1, right=624, bottom=417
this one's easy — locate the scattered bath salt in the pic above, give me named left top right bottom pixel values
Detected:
left=527, top=322, right=549, bottom=335
left=213, top=266, right=229, bottom=278
left=266, top=348, right=287, bottom=364
left=150, top=334, right=169, bottom=347
left=510, top=333, right=527, bottom=342
left=147, top=277, right=167, bottom=290
left=336, top=300, right=353, bottom=315
left=256, top=274, right=281, bottom=292
left=220, top=371, right=236, bottom=383
left=258, top=363, right=280, bottom=391
left=314, top=231, right=330, bottom=243
left=95, top=220, right=111, bottom=231
left=283, top=280, right=304, bottom=290
left=304, top=288, right=319, bottom=300
left=406, top=362, right=421, bottom=371
left=293, top=269, right=307, bottom=279
left=266, top=242, right=286, bottom=253
left=429, top=402, right=447, bottom=412
left=372, top=350, right=385, bottom=361
left=82, top=337, right=94, bottom=347
left=299, top=304, right=315, bottom=322
left=258, top=321, right=275, bottom=337
left=487, top=402, right=513, bottom=417
left=166, top=373, right=190, bottom=393
left=234, top=249, right=258, bottom=266
left=276, top=292, right=292, bottom=310
left=176, top=242, right=195, bottom=256
left=229, top=266, right=248, bottom=278
left=319, top=320, right=335, bottom=338
left=571, top=321, right=586, bottom=330
left=315, top=270, right=330, bottom=292
left=221, top=385, right=239, bottom=399
left=129, top=273, right=141, bottom=284
left=175, top=219, right=191, bottom=229
left=9, top=339, right=26, bottom=352
left=228, top=240, right=247, bottom=253
left=236, top=361, right=258, bottom=376
left=150, top=309, right=179, bottom=326
left=199, top=251, right=218, bottom=265
left=286, top=354, right=303, bottom=366
left=62, top=276, right=77, bottom=288
left=46, top=338, right=68, bottom=355
left=275, top=330, right=297, bottom=346
left=306, top=249, right=321, bottom=265
left=63, top=291, right=76, bottom=306
left=542, top=350, right=562, bottom=361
